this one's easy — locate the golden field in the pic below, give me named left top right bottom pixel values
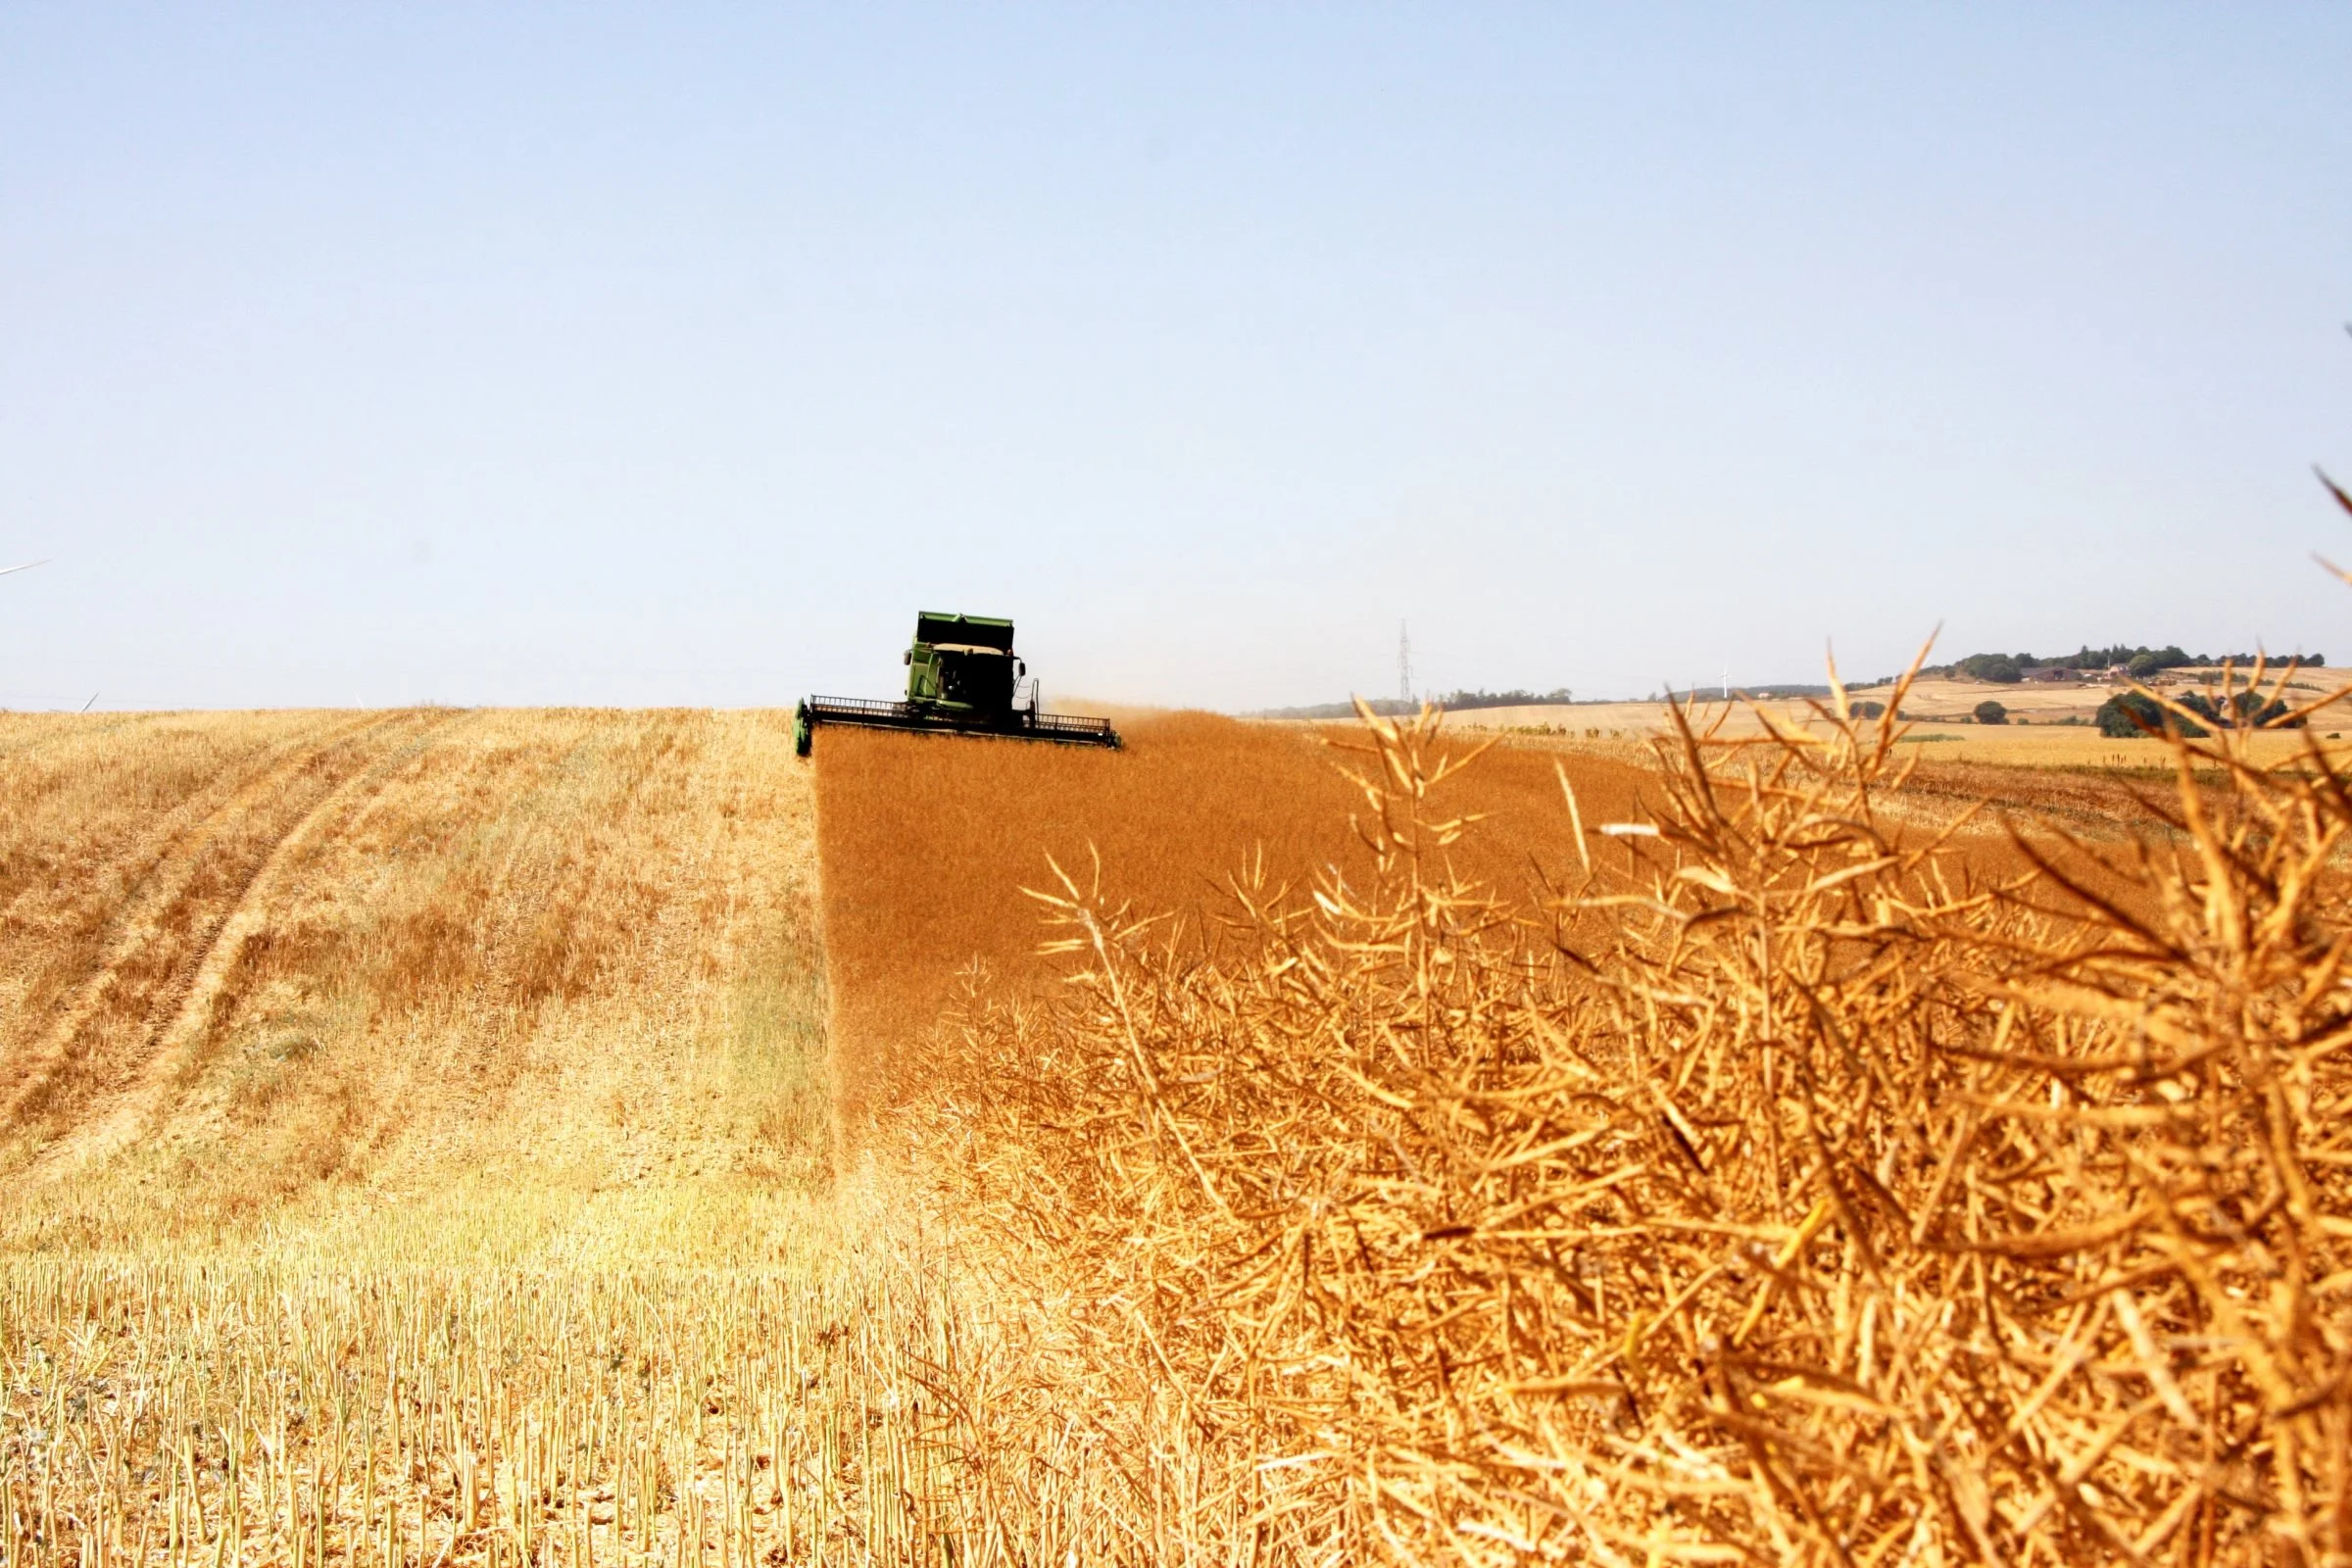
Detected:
left=10, top=679, right=2352, bottom=1565
left=810, top=710, right=1656, bottom=1117
left=818, top=684, right=2352, bottom=1563
left=1436, top=664, right=2352, bottom=763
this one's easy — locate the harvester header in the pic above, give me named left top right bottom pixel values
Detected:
left=796, top=612, right=1120, bottom=756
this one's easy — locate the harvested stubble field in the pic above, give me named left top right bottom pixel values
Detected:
left=0, top=710, right=1035, bottom=1568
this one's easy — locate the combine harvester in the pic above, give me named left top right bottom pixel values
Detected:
left=796, top=612, right=1121, bottom=756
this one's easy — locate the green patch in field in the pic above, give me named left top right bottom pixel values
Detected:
left=714, top=907, right=832, bottom=1179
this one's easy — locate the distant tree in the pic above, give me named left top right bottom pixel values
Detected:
left=2121, top=646, right=2194, bottom=678
left=1973, top=700, right=2008, bottom=725
left=1956, top=653, right=2023, bottom=684
left=2180, top=690, right=2302, bottom=729
left=1848, top=700, right=1886, bottom=719
left=2096, top=692, right=2205, bottom=738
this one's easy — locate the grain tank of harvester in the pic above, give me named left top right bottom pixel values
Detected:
left=795, top=612, right=1121, bottom=756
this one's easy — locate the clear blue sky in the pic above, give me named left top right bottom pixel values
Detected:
left=3, top=7, right=2347, bottom=710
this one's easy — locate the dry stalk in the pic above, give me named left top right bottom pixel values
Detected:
left=910, top=667, right=2352, bottom=1565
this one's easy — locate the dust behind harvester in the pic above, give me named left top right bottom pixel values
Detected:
left=795, top=612, right=1121, bottom=756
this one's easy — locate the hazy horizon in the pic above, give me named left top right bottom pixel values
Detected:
left=4, top=8, right=2347, bottom=712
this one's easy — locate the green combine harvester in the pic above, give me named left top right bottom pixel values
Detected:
left=796, top=612, right=1121, bottom=756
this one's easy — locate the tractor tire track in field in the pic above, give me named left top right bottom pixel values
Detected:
left=0, top=711, right=433, bottom=1152
left=30, top=710, right=470, bottom=1176
left=0, top=713, right=379, bottom=1120
left=0, top=713, right=347, bottom=939
left=0, top=708, right=825, bottom=1254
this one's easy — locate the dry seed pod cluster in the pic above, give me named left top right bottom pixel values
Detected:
left=913, top=665, right=2352, bottom=1565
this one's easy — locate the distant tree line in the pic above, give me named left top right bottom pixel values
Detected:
left=1248, top=698, right=1418, bottom=720
left=1926, top=645, right=2324, bottom=685
left=1248, top=688, right=1578, bottom=721
left=1436, top=687, right=1575, bottom=710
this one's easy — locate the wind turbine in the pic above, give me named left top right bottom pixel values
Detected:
left=0, top=559, right=57, bottom=709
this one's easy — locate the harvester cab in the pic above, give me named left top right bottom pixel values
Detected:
left=903, top=612, right=1036, bottom=717
left=795, top=612, right=1119, bottom=756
